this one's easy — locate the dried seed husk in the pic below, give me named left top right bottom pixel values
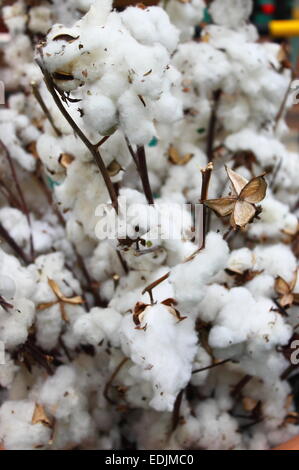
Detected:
left=32, top=404, right=52, bottom=427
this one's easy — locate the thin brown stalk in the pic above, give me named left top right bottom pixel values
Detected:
left=31, top=81, right=62, bottom=137
left=142, top=272, right=170, bottom=304
left=171, top=388, right=184, bottom=432
left=206, top=89, right=221, bottom=162
left=136, top=146, right=154, bottom=205
left=192, top=358, right=232, bottom=374
left=36, top=60, right=118, bottom=212
left=200, top=162, right=213, bottom=250
left=0, top=141, right=35, bottom=260
left=104, top=357, right=128, bottom=405
left=0, top=221, right=30, bottom=264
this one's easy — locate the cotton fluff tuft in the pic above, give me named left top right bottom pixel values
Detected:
left=209, top=0, right=253, bottom=29
left=0, top=401, right=51, bottom=450
left=120, top=304, right=197, bottom=411
left=169, top=232, right=229, bottom=312
left=41, top=3, right=182, bottom=145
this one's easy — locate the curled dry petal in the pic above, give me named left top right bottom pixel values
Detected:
left=231, top=200, right=256, bottom=228
left=204, top=198, right=236, bottom=217
left=226, top=166, right=248, bottom=196
left=239, top=175, right=267, bottom=204
left=168, top=145, right=193, bottom=166
left=32, top=404, right=52, bottom=427
left=48, top=279, right=84, bottom=304
left=275, top=276, right=291, bottom=296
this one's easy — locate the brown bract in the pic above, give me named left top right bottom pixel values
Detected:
left=275, top=270, right=299, bottom=308
left=168, top=145, right=193, bottom=166
left=31, top=403, right=52, bottom=427
left=37, top=278, right=84, bottom=322
left=205, top=167, right=267, bottom=229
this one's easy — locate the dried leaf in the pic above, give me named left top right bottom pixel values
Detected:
left=168, top=146, right=193, bottom=166
left=280, top=293, right=294, bottom=308
left=133, top=302, right=149, bottom=326
left=232, top=200, right=255, bottom=228
left=59, top=303, right=69, bottom=323
left=242, top=397, right=258, bottom=412
left=32, top=404, right=52, bottom=427
left=37, top=301, right=57, bottom=311
left=275, top=276, right=290, bottom=296
left=59, top=153, right=74, bottom=169
left=60, top=295, right=84, bottom=305
left=48, top=279, right=84, bottom=305
left=201, top=33, right=211, bottom=43
left=26, top=141, right=40, bottom=159
left=239, top=175, right=267, bottom=204
left=48, top=278, right=64, bottom=299
left=226, top=167, right=248, bottom=196
left=205, top=198, right=235, bottom=217
left=289, top=270, right=298, bottom=292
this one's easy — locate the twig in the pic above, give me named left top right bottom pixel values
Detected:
left=200, top=162, right=213, bottom=249
left=31, top=81, right=62, bottom=137
left=125, top=135, right=140, bottom=172
left=274, top=77, right=293, bottom=133
left=0, top=221, right=30, bottom=264
left=192, top=358, right=232, bottom=374
left=142, top=272, right=170, bottom=304
left=231, top=374, right=252, bottom=399
left=116, top=250, right=129, bottom=275
left=36, top=60, right=119, bottom=212
left=206, top=89, right=221, bottom=162
left=171, top=388, right=185, bottom=432
left=0, top=141, right=35, bottom=260
left=104, top=357, right=128, bottom=405
left=136, top=146, right=154, bottom=205
left=95, top=135, right=110, bottom=148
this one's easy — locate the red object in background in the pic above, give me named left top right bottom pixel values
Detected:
left=261, top=3, right=276, bottom=15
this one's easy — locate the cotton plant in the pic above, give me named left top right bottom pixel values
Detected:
left=0, top=0, right=298, bottom=451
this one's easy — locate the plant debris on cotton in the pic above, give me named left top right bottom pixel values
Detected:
left=0, top=0, right=298, bottom=451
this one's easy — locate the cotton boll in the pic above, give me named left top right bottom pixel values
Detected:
left=208, top=287, right=292, bottom=352
left=82, top=94, right=117, bottom=136
left=169, top=232, right=229, bottom=312
left=218, top=96, right=250, bottom=133
left=248, top=195, right=298, bottom=240
left=0, top=355, right=19, bottom=389
left=120, top=7, right=179, bottom=53
left=3, top=3, right=27, bottom=34
left=198, top=284, right=230, bottom=323
left=209, top=0, right=253, bottom=29
left=152, top=92, right=183, bottom=123
left=28, top=7, right=52, bottom=34
left=193, top=399, right=241, bottom=450
left=253, top=244, right=297, bottom=283
left=0, top=400, right=51, bottom=450
left=0, top=208, right=30, bottom=248
left=120, top=304, right=197, bottom=411
left=246, top=274, right=275, bottom=299
left=227, top=248, right=254, bottom=275
left=225, top=129, right=285, bottom=169
left=191, top=346, right=212, bottom=387
left=118, top=90, right=156, bottom=146
left=166, top=0, right=205, bottom=41
left=73, top=307, right=122, bottom=347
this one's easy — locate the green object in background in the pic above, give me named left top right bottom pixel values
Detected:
left=148, top=136, right=158, bottom=147
left=203, top=8, right=212, bottom=24
left=47, top=176, right=60, bottom=190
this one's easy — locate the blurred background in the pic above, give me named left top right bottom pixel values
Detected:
left=0, top=0, right=299, bottom=150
